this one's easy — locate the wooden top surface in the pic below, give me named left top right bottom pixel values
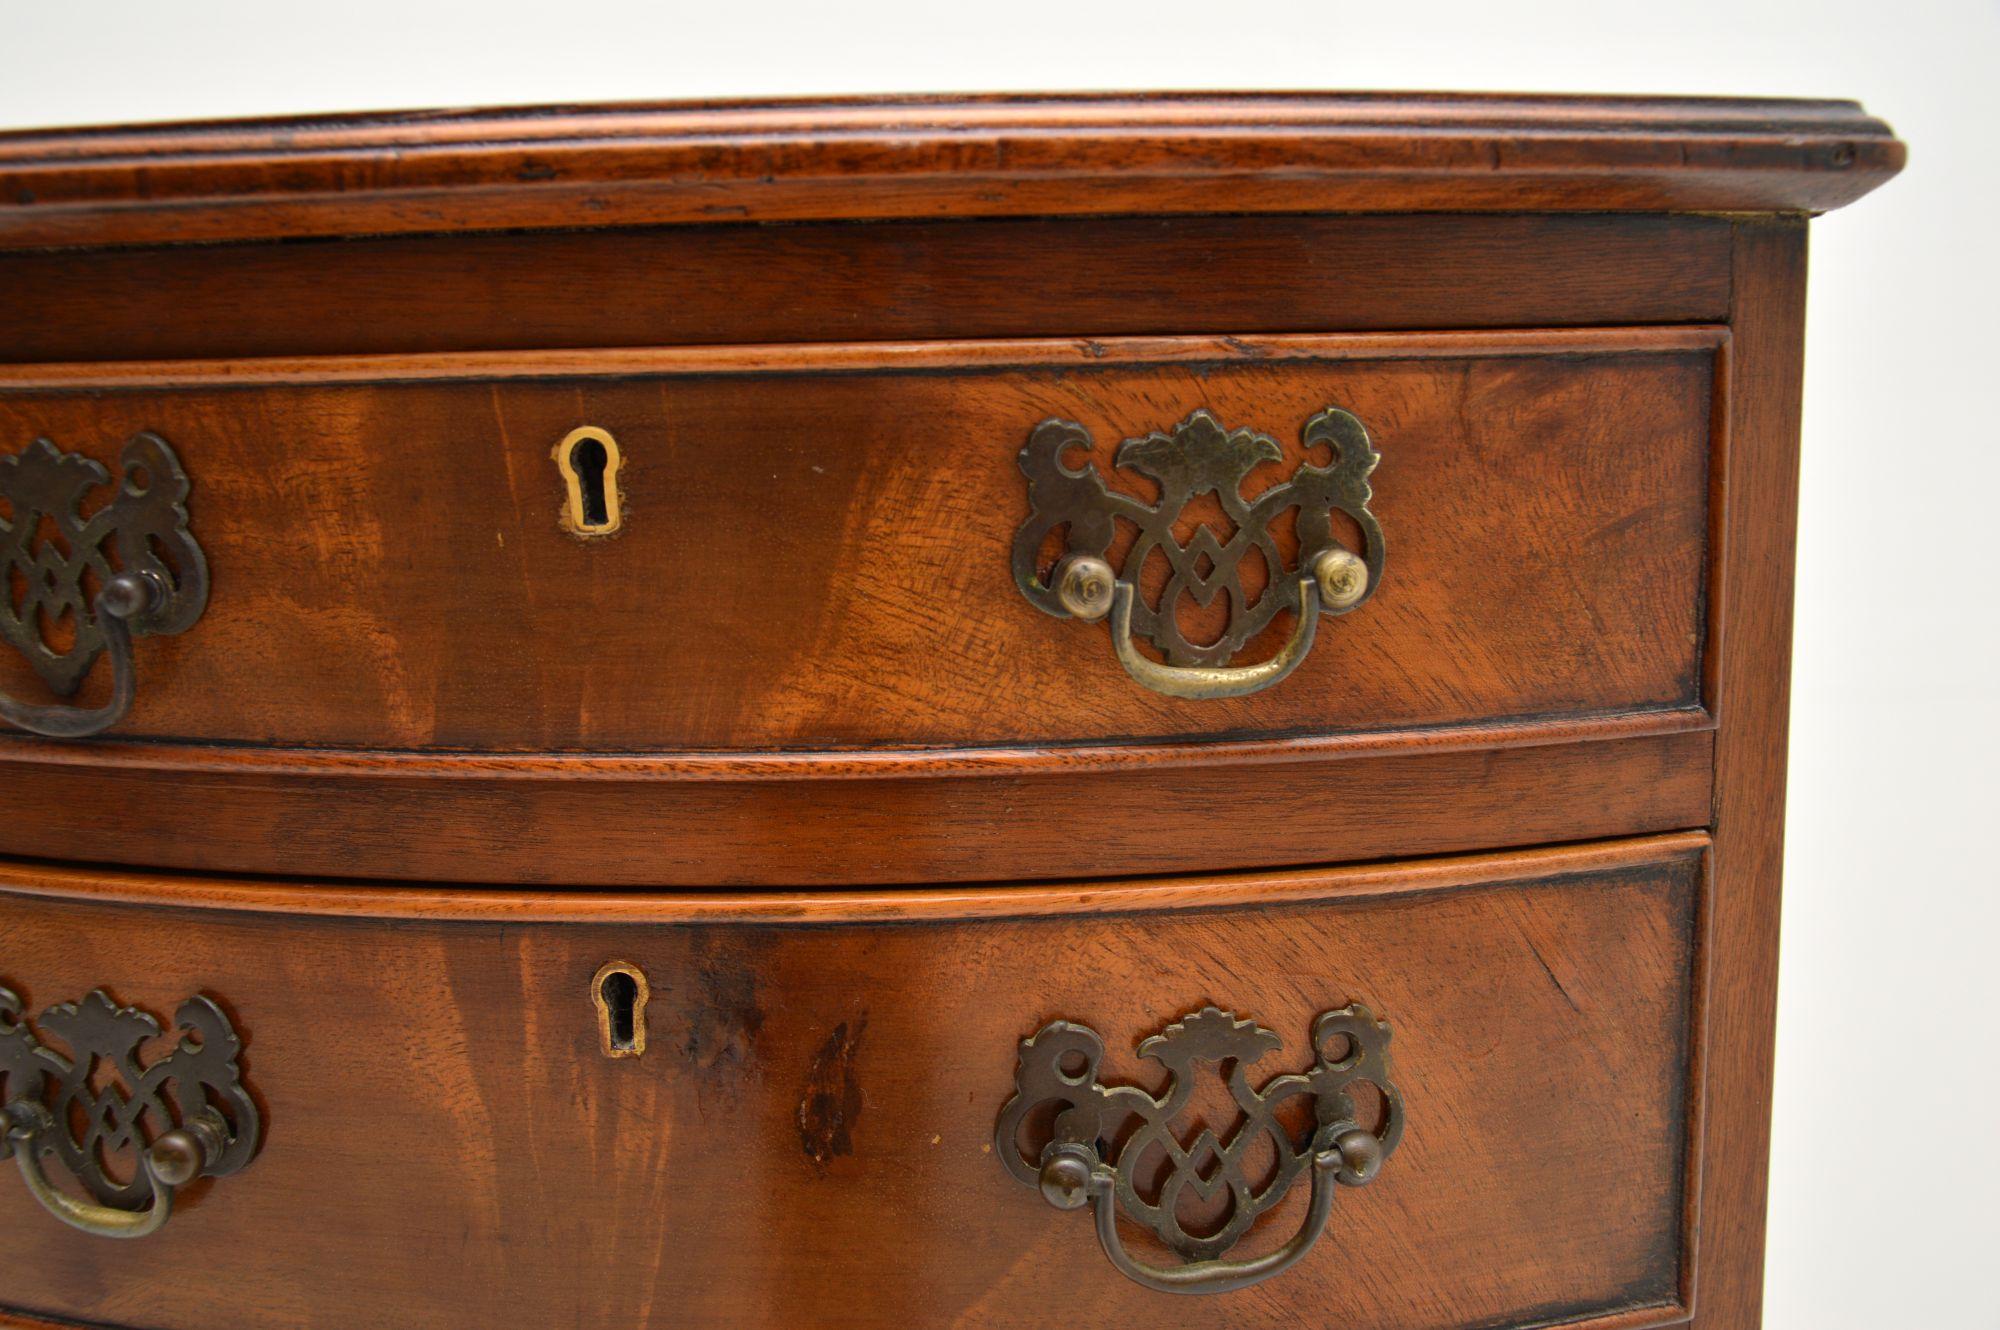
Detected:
left=0, top=92, right=1903, bottom=248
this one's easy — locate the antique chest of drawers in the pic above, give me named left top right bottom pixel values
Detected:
left=0, top=95, right=1901, bottom=1329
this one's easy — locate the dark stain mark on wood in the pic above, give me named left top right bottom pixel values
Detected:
left=798, top=1015, right=867, bottom=1167
left=681, top=953, right=766, bottom=1072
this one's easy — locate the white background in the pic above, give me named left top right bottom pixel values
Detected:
left=4, top=3, right=1995, bottom=1326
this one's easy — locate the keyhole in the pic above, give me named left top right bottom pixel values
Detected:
left=573, top=438, right=609, bottom=527
left=556, top=427, right=623, bottom=536
left=592, top=961, right=648, bottom=1058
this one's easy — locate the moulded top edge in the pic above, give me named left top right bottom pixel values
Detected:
left=0, top=91, right=1904, bottom=249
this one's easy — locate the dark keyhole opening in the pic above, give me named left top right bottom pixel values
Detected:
left=571, top=436, right=610, bottom=529
left=600, top=969, right=639, bottom=1052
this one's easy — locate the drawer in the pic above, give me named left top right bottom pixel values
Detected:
left=0, top=329, right=1721, bottom=885
left=0, top=329, right=1717, bottom=759
left=0, top=834, right=1706, bottom=1330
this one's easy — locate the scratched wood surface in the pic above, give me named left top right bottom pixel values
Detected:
left=0, top=332, right=1716, bottom=756
left=0, top=836, right=1704, bottom=1330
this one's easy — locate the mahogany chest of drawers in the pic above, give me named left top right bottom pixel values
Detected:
left=0, top=94, right=1902, bottom=1329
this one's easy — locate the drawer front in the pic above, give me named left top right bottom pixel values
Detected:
left=0, top=836, right=1705, bottom=1330
left=0, top=330, right=1716, bottom=762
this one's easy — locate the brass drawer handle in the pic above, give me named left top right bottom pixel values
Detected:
left=0, top=985, right=261, bottom=1239
left=994, top=1004, right=1403, bottom=1295
left=1012, top=407, right=1382, bottom=700
left=0, top=434, right=209, bottom=739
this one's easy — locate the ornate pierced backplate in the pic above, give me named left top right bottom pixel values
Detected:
left=995, top=1003, right=1403, bottom=1263
left=0, top=433, right=207, bottom=697
left=0, top=984, right=259, bottom=1207
left=1011, top=407, right=1383, bottom=668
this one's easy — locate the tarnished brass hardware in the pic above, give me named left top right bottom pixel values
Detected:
left=995, top=1004, right=1402, bottom=1296
left=1012, top=407, right=1383, bottom=699
left=555, top=426, right=623, bottom=536
left=0, top=434, right=208, bottom=738
left=1052, top=554, right=1115, bottom=621
left=592, top=961, right=649, bottom=1058
left=1312, top=546, right=1370, bottom=610
left=4, top=1102, right=226, bottom=1238
left=0, top=984, right=261, bottom=1239
left=0, top=572, right=163, bottom=739
left=1109, top=578, right=1321, bottom=699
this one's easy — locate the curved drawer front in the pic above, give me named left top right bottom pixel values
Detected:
left=0, top=835, right=1705, bottom=1330
left=0, top=330, right=1717, bottom=762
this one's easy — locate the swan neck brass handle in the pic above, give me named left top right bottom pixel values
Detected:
left=0, top=985, right=261, bottom=1239
left=3, top=1102, right=220, bottom=1239
left=1107, top=576, right=1321, bottom=700
left=1038, top=1127, right=1385, bottom=1295
left=0, top=432, right=208, bottom=739
left=995, top=1004, right=1404, bottom=1295
left=0, top=573, right=158, bottom=739
left=1012, top=407, right=1383, bottom=699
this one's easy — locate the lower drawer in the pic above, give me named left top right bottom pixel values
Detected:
left=0, top=835, right=1705, bottom=1330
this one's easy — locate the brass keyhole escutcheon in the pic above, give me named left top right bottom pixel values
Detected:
left=592, top=961, right=649, bottom=1058
left=555, top=427, right=623, bottom=536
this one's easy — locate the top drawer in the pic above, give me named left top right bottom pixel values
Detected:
left=0, top=329, right=1716, bottom=765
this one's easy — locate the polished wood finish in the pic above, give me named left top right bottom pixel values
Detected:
left=0, top=91, right=1902, bottom=1330
left=0, top=331, right=1718, bottom=755
left=0, top=94, right=1901, bottom=247
left=0, top=836, right=1706, bottom=1330
left=0, top=731, right=1712, bottom=887
left=0, top=331, right=1723, bottom=885
left=1684, top=221, right=1808, bottom=1330
left=0, top=214, right=1731, bottom=366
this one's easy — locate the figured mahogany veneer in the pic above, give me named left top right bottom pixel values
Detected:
left=0, top=330, right=1719, bottom=756
left=0, top=836, right=1706, bottom=1330
left=0, top=93, right=1901, bottom=1330
left=0, top=328, right=1727, bottom=885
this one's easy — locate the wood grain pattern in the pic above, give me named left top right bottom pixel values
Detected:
left=0, top=93, right=1903, bottom=247
left=0, top=332, right=1718, bottom=757
left=0, top=213, right=1735, bottom=366
left=0, top=730, right=1713, bottom=887
left=0, top=836, right=1706, bottom=1330
left=1683, top=221, right=1809, bottom=1330
left=0, top=87, right=1902, bottom=1330
left=0, top=829, right=1708, bottom=922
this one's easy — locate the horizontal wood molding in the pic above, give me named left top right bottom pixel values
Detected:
left=0, top=325, right=1733, bottom=390
left=0, top=214, right=1733, bottom=365
left=0, top=707, right=1713, bottom=783
left=0, top=1310, right=1694, bottom=1330
left=0, top=731, right=1713, bottom=887
left=0, top=830, right=1709, bottom=923
left=0, top=93, right=1903, bottom=246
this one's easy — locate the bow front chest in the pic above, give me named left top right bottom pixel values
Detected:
left=0, top=93, right=1901, bottom=1330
